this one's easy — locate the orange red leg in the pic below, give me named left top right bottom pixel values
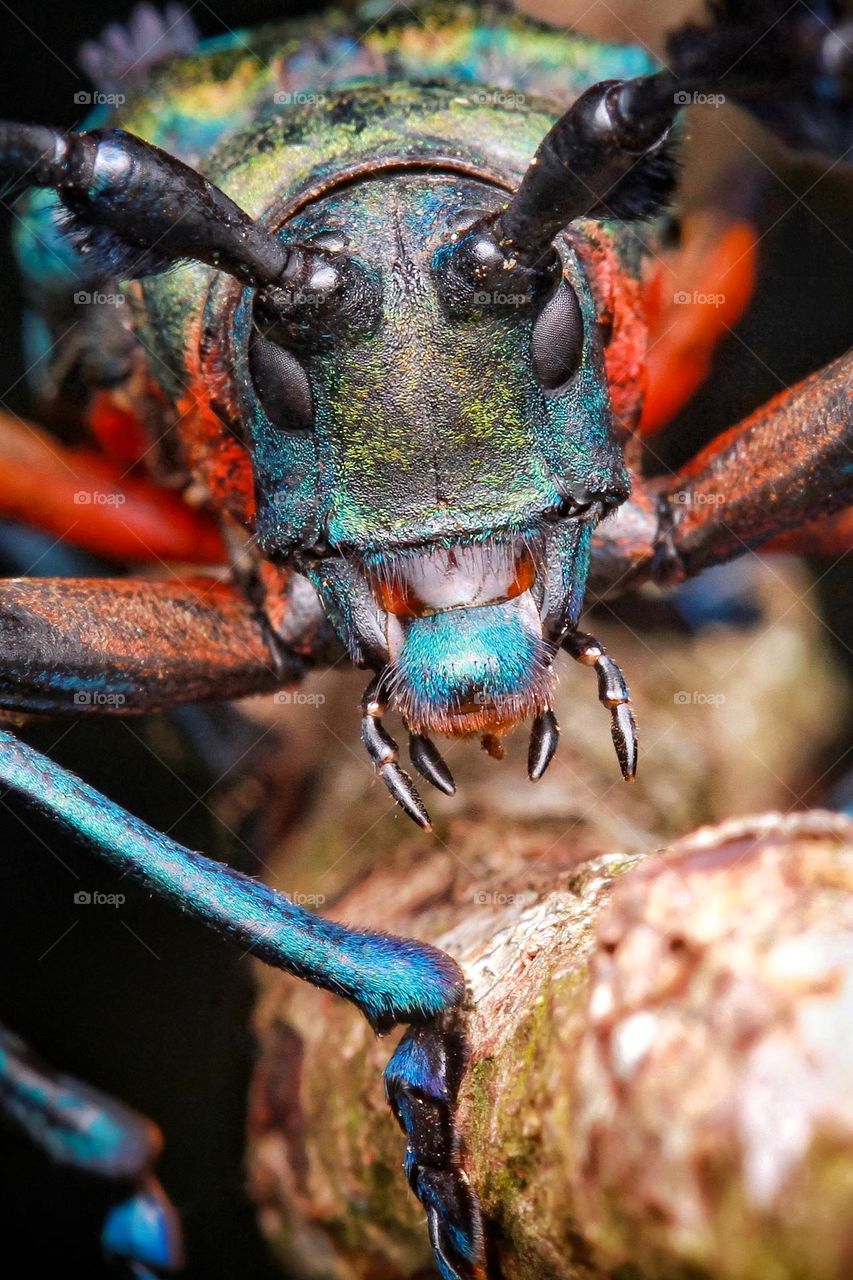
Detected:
left=640, top=214, right=759, bottom=436
left=592, top=348, right=853, bottom=590
left=0, top=409, right=225, bottom=565
left=0, top=575, right=323, bottom=716
left=764, top=505, right=853, bottom=558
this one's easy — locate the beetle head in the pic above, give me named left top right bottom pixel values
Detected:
left=32, top=75, right=675, bottom=767
left=234, top=171, right=628, bottom=739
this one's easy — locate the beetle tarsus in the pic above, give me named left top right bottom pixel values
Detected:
left=610, top=701, right=639, bottom=780
left=362, top=678, right=432, bottom=828
left=528, top=708, right=560, bottom=780
left=564, top=630, right=638, bottom=780
left=409, top=731, right=456, bottom=796
left=385, top=1018, right=485, bottom=1280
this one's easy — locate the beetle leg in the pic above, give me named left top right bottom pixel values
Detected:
left=653, top=348, right=853, bottom=585
left=563, top=630, right=638, bottom=780
left=0, top=574, right=324, bottom=716
left=764, top=504, right=853, bottom=559
left=361, top=677, right=432, bottom=829
left=590, top=347, right=853, bottom=595
left=102, top=1177, right=184, bottom=1278
left=0, top=408, right=225, bottom=566
left=384, top=1019, right=485, bottom=1280
left=639, top=206, right=759, bottom=436
left=0, top=1024, right=184, bottom=1277
left=0, top=728, right=463, bottom=1033
left=0, top=1023, right=160, bottom=1180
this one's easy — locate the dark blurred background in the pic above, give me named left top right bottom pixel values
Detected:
left=0, top=1, right=851, bottom=1277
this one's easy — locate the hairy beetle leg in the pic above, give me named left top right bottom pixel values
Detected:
left=590, top=347, right=853, bottom=598
left=564, top=631, right=638, bottom=780
left=0, top=729, right=463, bottom=1030
left=384, top=1019, right=485, bottom=1280
left=0, top=576, right=298, bottom=716
left=361, top=677, right=432, bottom=829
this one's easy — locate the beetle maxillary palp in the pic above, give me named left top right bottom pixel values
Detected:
left=563, top=630, right=638, bottom=780
left=408, top=730, right=456, bottom=796
left=361, top=677, right=431, bottom=829
left=528, top=708, right=560, bottom=781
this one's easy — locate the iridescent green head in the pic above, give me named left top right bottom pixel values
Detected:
left=240, top=170, right=628, bottom=557
left=230, top=161, right=632, bottom=743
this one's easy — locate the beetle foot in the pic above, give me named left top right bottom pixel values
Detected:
left=102, top=1174, right=185, bottom=1277
left=362, top=677, right=431, bottom=828
left=564, top=629, right=638, bottom=779
left=0, top=1025, right=184, bottom=1276
left=384, top=1018, right=484, bottom=1280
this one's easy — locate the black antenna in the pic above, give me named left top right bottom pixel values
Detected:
left=0, top=123, right=312, bottom=289
left=446, top=1, right=853, bottom=273
left=490, top=79, right=676, bottom=269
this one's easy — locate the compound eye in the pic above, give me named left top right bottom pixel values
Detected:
left=531, top=282, right=584, bottom=392
left=249, top=333, right=314, bottom=431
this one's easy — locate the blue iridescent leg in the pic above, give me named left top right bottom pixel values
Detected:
left=385, top=1020, right=485, bottom=1280
left=0, top=731, right=480, bottom=1273
left=0, top=1026, right=183, bottom=1277
left=102, top=1179, right=184, bottom=1278
left=0, top=728, right=462, bottom=1032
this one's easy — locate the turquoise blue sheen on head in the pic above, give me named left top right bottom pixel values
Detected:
left=395, top=600, right=546, bottom=713
left=243, top=170, right=625, bottom=554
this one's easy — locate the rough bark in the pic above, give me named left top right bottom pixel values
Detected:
left=242, top=561, right=853, bottom=1279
